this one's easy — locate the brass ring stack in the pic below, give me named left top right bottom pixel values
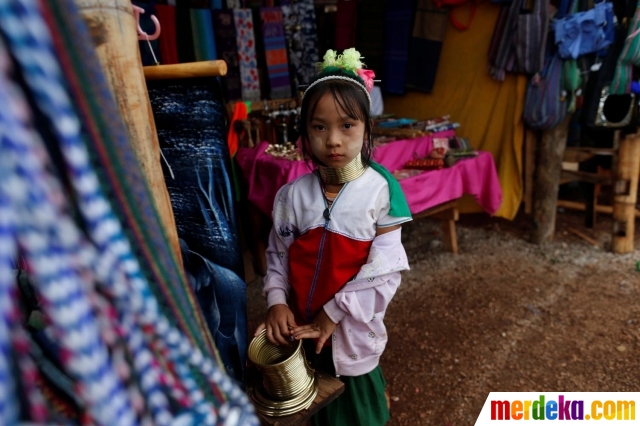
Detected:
left=247, top=329, right=318, bottom=416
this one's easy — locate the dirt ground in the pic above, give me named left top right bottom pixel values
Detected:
left=245, top=208, right=640, bottom=425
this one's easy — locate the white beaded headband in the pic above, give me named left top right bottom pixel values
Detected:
left=301, top=75, right=372, bottom=106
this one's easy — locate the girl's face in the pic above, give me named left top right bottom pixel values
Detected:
left=307, top=92, right=366, bottom=168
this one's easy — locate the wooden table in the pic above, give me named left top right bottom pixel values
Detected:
left=256, top=370, right=345, bottom=426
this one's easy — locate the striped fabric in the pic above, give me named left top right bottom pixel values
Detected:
left=0, top=0, right=260, bottom=423
left=611, top=3, right=640, bottom=94
left=260, top=7, right=292, bottom=99
left=233, top=8, right=261, bottom=101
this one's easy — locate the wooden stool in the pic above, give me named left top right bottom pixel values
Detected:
left=412, top=199, right=460, bottom=254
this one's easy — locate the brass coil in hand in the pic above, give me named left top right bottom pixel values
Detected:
left=247, top=329, right=318, bottom=416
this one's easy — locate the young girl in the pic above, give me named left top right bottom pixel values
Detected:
left=255, top=48, right=412, bottom=425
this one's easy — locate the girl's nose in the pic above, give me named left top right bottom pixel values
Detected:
left=326, top=130, right=341, bottom=147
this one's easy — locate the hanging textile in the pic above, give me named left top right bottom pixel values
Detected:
left=176, top=6, right=197, bottom=63
left=382, top=0, right=414, bottom=94
left=233, top=8, right=261, bottom=101
left=405, top=0, right=448, bottom=93
left=281, top=0, right=319, bottom=89
left=147, top=78, right=248, bottom=383
left=298, top=0, right=320, bottom=83
left=191, top=8, right=217, bottom=61
left=260, top=7, right=292, bottom=99
left=355, top=0, right=386, bottom=83
left=155, top=5, right=180, bottom=64
left=335, top=0, right=358, bottom=50
left=213, top=9, right=243, bottom=100
left=0, top=0, right=259, bottom=424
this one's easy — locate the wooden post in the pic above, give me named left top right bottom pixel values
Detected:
left=611, top=134, right=640, bottom=253
left=75, top=0, right=182, bottom=262
left=524, top=129, right=537, bottom=215
left=531, top=116, right=571, bottom=244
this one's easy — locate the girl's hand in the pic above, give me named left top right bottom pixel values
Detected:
left=291, top=309, right=336, bottom=354
left=255, top=304, right=297, bottom=346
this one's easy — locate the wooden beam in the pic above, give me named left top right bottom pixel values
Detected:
left=143, top=60, right=228, bottom=80
left=560, top=169, right=613, bottom=185
left=557, top=200, right=640, bottom=218
left=531, top=116, right=572, bottom=244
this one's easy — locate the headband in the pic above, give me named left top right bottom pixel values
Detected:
left=300, top=48, right=375, bottom=106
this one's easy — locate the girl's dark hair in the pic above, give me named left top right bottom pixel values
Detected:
left=299, top=71, right=373, bottom=167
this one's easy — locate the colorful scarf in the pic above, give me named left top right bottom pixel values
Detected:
left=260, top=7, right=292, bottom=99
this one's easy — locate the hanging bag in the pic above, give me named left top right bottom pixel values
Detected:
left=522, top=50, right=568, bottom=129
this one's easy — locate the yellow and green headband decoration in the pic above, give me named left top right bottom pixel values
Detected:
left=301, top=48, right=376, bottom=105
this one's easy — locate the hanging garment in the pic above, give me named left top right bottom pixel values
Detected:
left=355, top=0, right=386, bottom=84
left=176, top=6, right=197, bottom=63
left=191, top=8, right=217, bottom=61
left=298, top=0, right=320, bottom=84
left=488, top=0, right=549, bottom=80
left=405, top=0, right=449, bottom=93
left=281, top=2, right=304, bottom=92
left=382, top=0, right=414, bottom=94
left=147, top=79, right=248, bottom=383
left=212, top=9, right=243, bottom=100
left=234, top=8, right=261, bottom=101
left=335, top=0, right=358, bottom=50
left=155, top=5, right=180, bottom=64
left=260, top=7, right=292, bottom=99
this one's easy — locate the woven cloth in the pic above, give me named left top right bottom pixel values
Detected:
left=382, top=0, right=414, bottom=94
left=233, top=8, right=261, bottom=101
left=0, top=0, right=260, bottom=423
left=260, top=7, right=292, bottom=99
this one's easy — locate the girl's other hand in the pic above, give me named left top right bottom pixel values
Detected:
left=291, top=309, right=337, bottom=354
left=259, top=304, right=297, bottom=346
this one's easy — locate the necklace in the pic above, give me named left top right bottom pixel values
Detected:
left=317, top=153, right=367, bottom=185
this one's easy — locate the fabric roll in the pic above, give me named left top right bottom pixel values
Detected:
left=405, top=0, right=449, bottom=93
left=212, top=9, right=243, bottom=101
left=176, top=6, right=197, bottom=63
left=155, top=4, right=180, bottom=65
left=356, top=0, right=386, bottom=81
left=260, top=7, right=292, bottom=99
left=335, top=0, right=358, bottom=51
left=382, top=0, right=414, bottom=94
left=190, top=8, right=217, bottom=61
left=233, top=8, right=261, bottom=101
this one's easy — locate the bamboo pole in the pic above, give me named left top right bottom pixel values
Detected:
left=611, top=134, right=640, bottom=253
left=144, top=60, right=228, bottom=80
left=75, top=0, right=182, bottom=262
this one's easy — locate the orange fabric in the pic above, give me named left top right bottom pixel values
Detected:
left=384, top=3, right=526, bottom=219
left=227, top=101, right=248, bottom=158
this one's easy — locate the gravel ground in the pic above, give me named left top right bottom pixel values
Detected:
left=245, top=209, right=640, bottom=425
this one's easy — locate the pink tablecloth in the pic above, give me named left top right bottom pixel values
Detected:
left=236, top=135, right=502, bottom=218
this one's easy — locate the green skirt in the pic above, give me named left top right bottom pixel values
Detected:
left=304, top=342, right=390, bottom=426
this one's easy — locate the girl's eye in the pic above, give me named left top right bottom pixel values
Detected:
left=343, top=123, right=353, bottom=129
left=312, top=124, right=325, bottom=131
